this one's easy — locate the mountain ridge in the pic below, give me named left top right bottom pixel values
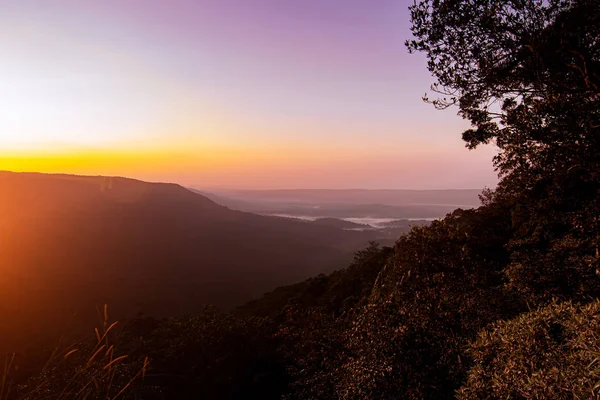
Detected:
left=0, top=171, right=376, bottom=352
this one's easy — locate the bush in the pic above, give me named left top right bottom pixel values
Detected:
left=458, top=300, right=600, bottom=400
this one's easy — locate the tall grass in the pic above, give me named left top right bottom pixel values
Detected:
left=1, top=305, right=147, bottom=400
left=1, top=353, right=15, bottom=400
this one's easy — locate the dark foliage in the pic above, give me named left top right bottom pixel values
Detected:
left=120, top=308, right=288, bottom=400
left=407, top=0, right=600, bottom=182
left=407, top=0, right=600, bottom=305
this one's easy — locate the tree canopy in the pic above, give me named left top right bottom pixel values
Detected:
left=407, top=0, right=599, bottom=188
left=408, top=0, right=600, bottom=306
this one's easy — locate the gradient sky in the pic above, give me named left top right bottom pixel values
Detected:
left=0, top=0, right=499, bottom=189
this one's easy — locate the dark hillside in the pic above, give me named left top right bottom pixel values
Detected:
left=6, top=192, right=600, bottom=399
left=0, top=171, right=372, bottom=352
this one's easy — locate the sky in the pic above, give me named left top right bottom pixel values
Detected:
left=0, top=0, right=499, bottom=189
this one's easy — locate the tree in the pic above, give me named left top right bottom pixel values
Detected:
left=408, top=0, right=600, bottom=303
left=407, top=0, right=599, bottom=188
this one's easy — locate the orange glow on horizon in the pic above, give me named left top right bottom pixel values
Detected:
left=0, top=147, right=269, bottom=174
left=0, top=141, right=497, bottom=189
left=0, top=144, right=379, bottom=183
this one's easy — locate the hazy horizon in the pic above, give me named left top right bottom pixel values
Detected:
left=0, top=0, right=499, bottom=189
left=195, top=185, right=490, bottom=191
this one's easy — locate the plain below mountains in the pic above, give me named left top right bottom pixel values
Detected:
left=0, top=172, right=378, bottom=352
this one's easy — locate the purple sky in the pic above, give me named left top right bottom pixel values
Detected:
left=0, top=0, right=499, bottom=189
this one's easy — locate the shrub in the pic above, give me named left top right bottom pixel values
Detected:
left=458, top=300, right=600, bottom=400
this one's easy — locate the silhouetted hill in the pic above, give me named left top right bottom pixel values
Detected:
left=0, top=171, right=374, bottom=351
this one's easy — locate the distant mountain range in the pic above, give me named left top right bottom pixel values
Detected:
left=203, top=188, right=483, bottom=206
left=193, top=188, right=482, bottom=219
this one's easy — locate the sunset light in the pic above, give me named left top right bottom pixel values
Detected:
left=0, top=0, right=498, bottom=189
